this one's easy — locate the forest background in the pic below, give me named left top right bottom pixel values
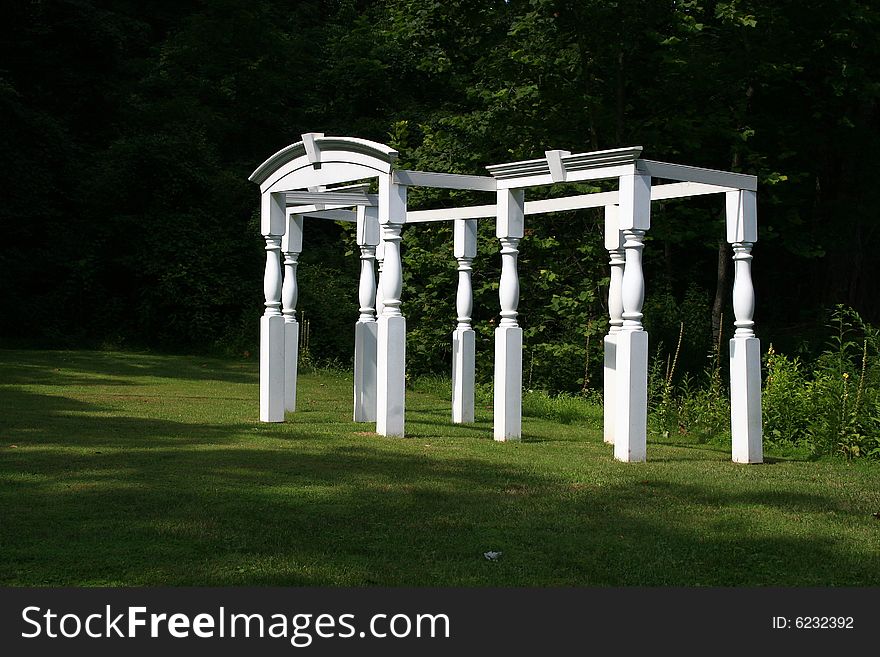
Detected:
left=3, top=0, right=879, bottom=456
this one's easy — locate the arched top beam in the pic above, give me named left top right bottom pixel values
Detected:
left=250, top=133, right=399, bottom=193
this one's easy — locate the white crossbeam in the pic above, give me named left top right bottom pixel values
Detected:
left=405, top=181, right=735, bottom=222
left=393, top=169, right=497, bottom=192
left=637, top=160, right=757, bottom=191
left=285, top=191, right=378, bottom=206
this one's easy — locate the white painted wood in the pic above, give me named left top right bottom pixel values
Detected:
left=730, top=336, right=763, bottom=463
left=252, top=136, right=760, bottom=463
left=353, top=205, right=379, bottom=422
left=725, top=189, right=758, bottom=243
left=261, top=192, right=286, bottom=236
left=260, top=315, right=285, bottom=423
left=405, top=182, right=733, bottom=224
left=282, top=212, right=304, bottom=253
left=296, top=209, right=357, bottom=222
left=651, top=181, right=737, bottom=201
left=301, top=132, right=324, bottom=165
left=498, top=237, right=520, bottom=327
left=357, top=206, right=381, bottom=246
left=732, top=242, right=756, bottom=337
left=454, top=218, right=478, bottom=259
left=614, top=221, right=649, bottom=461
left=637, top=159, right=758, bottom=191
left=618, top=173, right=652, bottom=230
left=285, top=191, right=377, bottom=206
left=603, top=334, right=618, bottom=445
left=497, top=189, right=524, bottom=239
left=494, top=188, right=524, bottom=441
left=393, top=169, right=497, bottom=192
left=250, top=136, right=398, bottom=191
left=603, top=205, right=625, bottom=444
left=613, top=329, right=648, bottom=462
left=354, top=321, right=378, bottom=423
left=493, top=164, right=636, bottom=190
left=379, top=224, right=403, bottom=317
left=378, top=176, right=407, bottom=225
left=260, top=233, right=284, bottom=422
left=265, top=162, right=387, bottom=195
left=281, top=214, right=302, bottom=413
left=452, top=329, right=475, bottom=424
left=729, top=239, right=762, bottom=463
left=620, top=230, right=646, bottom=330
left=452, top=218, right=477, bottom=424
left=455, top=253, right=474, bottom=329
left=545, top=150, right=571, bottom=183
left=376, top=221, right=406, bottom=436
left=407, top=204, right=497, bottom=223
left=375, top=239, right=385, bottom=319
left=487, top=146, right=641, bottom=182
left=494, top=326, right=523, bottom=441
left=376, top=314, right=406, bottom=437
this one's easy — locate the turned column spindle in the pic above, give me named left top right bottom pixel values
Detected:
left=263, top=236, right=283, bottom=318
left=620, top=229, right=646, bottom=331
left=456, top=255, right=474, bottom=330
left=732, top=242, right=755, bottom=338
left=380, top=224, right=403, bottom=317
left=358, top=244, right=378, bottom=322
left=498, top=237, right=520, bottom=328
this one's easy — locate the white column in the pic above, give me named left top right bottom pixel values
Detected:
left=281, top=213, right=303, bottom=413
left=614, top=173, right=651, bottom=462
left=354, top=206, right=379, bottom=422
left=376, top=177, right=407, bottom=437
left=452, top=218, right=477, bottom=424
left=260, top=192, right=286, bottom=422
left=603, top=204, right=625, bottom=445
left=494, top=189, right=524, bottom=441
left=375, top=239, right=385, bottom=319
left=726, top=190, right=762, bottom=463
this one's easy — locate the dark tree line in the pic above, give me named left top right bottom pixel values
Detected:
left=2, top=0, right=879, bottom=390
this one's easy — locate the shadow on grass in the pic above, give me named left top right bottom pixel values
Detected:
left=1, top=350, right=878, bottom=587
left=2, top=434, right=876, bottom=587
left=0, top=349, right=258, bottom=385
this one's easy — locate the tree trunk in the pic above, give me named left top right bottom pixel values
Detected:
left=711, top=238, right=729, bottom=349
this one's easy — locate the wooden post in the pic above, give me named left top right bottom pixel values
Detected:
left=281, top=213, right=303, bottom=413
left=375, top=239, right=385, bottom=320
left=603, top=204, right=625, bottom=445
left=260, top=192, right=286, bottom=422
left=726, top=190, right=762, bottom=463
left=354, top=206, right=379, bottom=422
left=494, top=189, right=524, bottom=441
left=376, top=176, right=407, bottom=437
left=614, top=173, right=651, bottom=462
left=452, top=218, right=477, bottom=424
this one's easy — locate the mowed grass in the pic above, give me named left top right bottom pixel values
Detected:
left=0, top=349, right=878, bottom=587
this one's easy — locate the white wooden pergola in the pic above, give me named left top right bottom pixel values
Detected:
left=249, top=134, right=762, bottom=463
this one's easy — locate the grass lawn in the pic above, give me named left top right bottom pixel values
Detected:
left=0, top=348, right=877, bottom=586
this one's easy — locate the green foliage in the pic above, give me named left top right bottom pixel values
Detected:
left=760, top=307, right=880, bottom=459
left=3, top=0, right=880, bottom=408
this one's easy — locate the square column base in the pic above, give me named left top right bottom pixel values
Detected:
left=494, top=326, right=522, bottom=441
left=284, top=319, right=299, bottom=412
left=452, top=328, right=475, bottom=424
left=603, top=334, right=617, bottom=444
left=613, top=329, right=648, bottom=462
left=730, top=337, right=763, bottom=463
left=354, top=321, right=378, bottom=422
left=376, top=315, right=406, bottom=437
left=260, top=315, right=285, bottom=422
